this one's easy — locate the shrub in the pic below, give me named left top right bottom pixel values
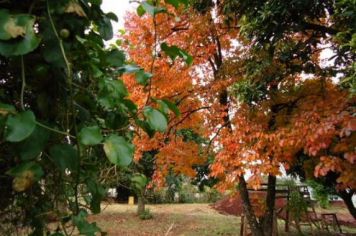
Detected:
left=306, top=180, right=331, bottom=209
left=139, top=208, right=153, bottom=220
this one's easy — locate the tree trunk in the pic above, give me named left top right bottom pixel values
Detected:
left=339, top=190, right=356, bottom=219
left=137, top=194, right=145, bottom=215
left=238, top=176, right=264, bottom=236
left=262, top=175, right=277, bottom=236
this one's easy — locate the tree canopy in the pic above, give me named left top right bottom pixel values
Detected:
left=0, top=0, right=355, bottom=235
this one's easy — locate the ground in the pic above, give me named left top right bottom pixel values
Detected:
left=90, top=203, right=239, bottom=236
left=90, top=203, right=356, bottom=236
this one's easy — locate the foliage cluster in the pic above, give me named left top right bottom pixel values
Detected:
left=126, top=1, right=355, bottom=235
left=138, top=208, right=153, bottom=220
left=306, top=180, right=331, bottom=209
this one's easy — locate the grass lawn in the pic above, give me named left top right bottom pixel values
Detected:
left=90, top=203, right=356, bottom=236
left=90, top=203, right=240, bottom=235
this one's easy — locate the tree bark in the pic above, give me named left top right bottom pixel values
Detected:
left=238, top=176, right=264, bottom=236
left=339, top=190, right=356, bottom=219
left=137, top=194, right=145, bottom=215
left=262, top=175, right=277, bottom=236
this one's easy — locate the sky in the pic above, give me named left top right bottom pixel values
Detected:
left=101, top=0, right=134, bottom=34
left=101, top=1, right=335, bottom=68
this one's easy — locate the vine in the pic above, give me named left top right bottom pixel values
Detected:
left=0, top=0, right=191, bottom=235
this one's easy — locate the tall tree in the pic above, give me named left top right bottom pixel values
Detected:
left=121, top=4, right=208, bottom=213
left=126, top=1, right=355, bottom=235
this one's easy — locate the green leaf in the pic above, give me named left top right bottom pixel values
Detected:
left=119, top=64, right=141, bottom=73
left=90, top=64, right=104, bottom=78
left=180, top=0, right=189, bottom=6
left=163, top=99, right=180, bottom=116
left=4, top=111, right=36, bottom=142
left=137, top=5, right=146, bottom=17
left=18, top=125, right=50, bottom=161
left=156, top=99, right=180, bottom=116
left=165, top=0, right=180, bottom=8
left=7, top=161, right=44, bottom=181
left=135, top=69, right=152, bottom=85
left=121, top=99, right=138, bottom=114
left=154, top=99, right=169, bottom=114
left=103, top=135, right=133, bottom=167
left=72, top=210, right=100, bottom=236
left=98, top=78, right=128, bottom=109
left=161, top=43, right=193, bottom=66
left=105, top=111, right=129, bottom=130
left=86, top=178, right=106, bottom=214
left=42, top=39, right=65, bottom=68
left=166, top=0, right=189, bottom=8
left=0, top=11, right=40, bottom=56
left=0, top=9, right=12, bottom=40
left=106, top=49, right=125, bottom=67
left=140, top=1, right=167, bottom=16
left=49, top=144, right=79, bottom=173
left=143, top=107, right=168, bottom=132
left=78, top=126, right=103, bottom=146
left=141, top=2, right=155, bottom=15
left=88, top=0, right=102, bottom=5
left=98, top=17, right=113, bottom=41
left=106, top=12, right=118, bottom=22
left=135, top=119, right=155, bottom=138
left=50, top=233, right=64, bottom=236
left=131, top=174, right=148, bottom=191
left=0, top=103, right=16, bottom=116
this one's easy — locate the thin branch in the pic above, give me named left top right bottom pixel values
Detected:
left=302, top=22, right=339, bottom=35
left=208, top=57, right=217, bottom=76
left=164, top=223, right=175, bottom=236
left=167, top=106, right=210, bottom=135
left=206, top=122, right=229, bottom=152
left=145, top=7, right=158, bottom=106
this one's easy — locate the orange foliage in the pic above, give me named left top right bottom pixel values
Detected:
left=122, top=6, right=212, bottom=185
left=211, top=79, right=356, bottom=190
left=123, top=1, right=355, bottom=192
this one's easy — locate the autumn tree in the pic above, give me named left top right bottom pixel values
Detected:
left=119, top=1, right=211, bottom=214
left=208, top=1, right=356, bottom=234
left=124, top=0, right=355, bottom=235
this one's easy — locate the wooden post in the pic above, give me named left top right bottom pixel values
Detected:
left=240, top=215, right=245, bottom=236
left=285, top=187, right=290, bottom=232
left=128, top=196, right=135, bottom=205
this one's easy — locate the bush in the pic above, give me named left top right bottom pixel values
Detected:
left=179, top=183, right=199, bottom=203
left=145, top=182, right=222, bottom=204
left=146, top=188, right=167, bottom=204
left=139, top=209, right=153, bottom=220
left=205, top=186, right=221, bottom=203
left=306, top=180, right=330, bottom=208
left=288, top=186, right=308, bottom=220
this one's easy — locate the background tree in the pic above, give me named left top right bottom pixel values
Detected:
left=121, top=4, right=208, bottom=194
left=210, top=1, right=356, bottom=234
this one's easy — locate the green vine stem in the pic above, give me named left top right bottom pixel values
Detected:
left=20, top=56, right=26, bottom=111
left=35, top=121, right=75, bottom=139
left=47, top=0, right=81, bottom=215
